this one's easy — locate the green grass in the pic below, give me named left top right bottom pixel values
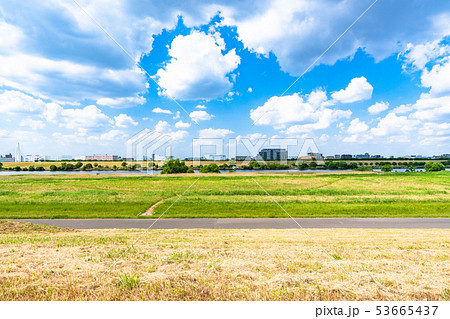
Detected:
left=0, top=171, right=449, bottom=218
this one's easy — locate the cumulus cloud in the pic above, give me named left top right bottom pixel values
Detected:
left=371, top=113, right=419, bottom=137
left=114, top=114, right=138, bottom=128
left=19, top=118, right=46, bottom=130
left=189, top=110, right=214, bottom=121
left=198, top=128, right=234, bottom=138
left=153, top=120, right=188, bottom=141
left=174, top=120, right=191, bottom=129
left=97, top=96, right=146, bottom=108
left=155, top=31, right=240, bottom=100
left=250, top=89, right=351, bottom=133
left=420, top=58, right=450, bottom=97
left=195, top=105, right=207, bottom=109
left=347, top=118, right=369, bottom=134
left=368, top=101, right=389, bottom=114
left=223, top=0, right=449, bottom=76
left=331, top=77, right=373, bottom=103
left=152, top=107, right=172, bottom=114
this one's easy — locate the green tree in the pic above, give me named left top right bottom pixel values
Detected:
left=187, top=167, right=194, bottom=173
left=49, top=165, right=57, bottom=171
left=424, top=162, right=445, bottom=172
left=0, top=162, right=2, bottom=169
left=381, top=164, right=393, bottom=172
left=161, top=158, right=189, bottom=174
left=200, top=163, right=220, bottom=173
left=35, top=166, right=45, bottom=171
left=75, top=161, right=83, bottom=169
left=28, top=166, right=35, bottom=171
left=82, top=163, right=93, bottom=171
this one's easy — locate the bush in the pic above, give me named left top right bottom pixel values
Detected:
left=82, top=163, right=94, bottom=171
left=200, top=163, right=220, bottom=173
left=381, top=164, right=393, bottom=172
left=28, top=166, right=35, bottom=171
left=161, top=158, right=188, bottom=174
left=353, top=166, right=373, bottom=171
left=187, top=168, right=194, bottom=173
left=0, top=163, right=2, bottom=169
left=13, top=166, right=22, bottom=171
left=35, top=166, right=45, bottom=171
left=49, top=165, right=57, bottom=171
left=424, top=162, right=445, bottom=172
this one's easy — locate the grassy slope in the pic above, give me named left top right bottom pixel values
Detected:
left=0, top=171, right=449, bottom=218
left=0, top=223, right=448, bottom=300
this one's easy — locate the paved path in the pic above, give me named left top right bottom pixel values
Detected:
left=12, top=218, right=450, bottom=229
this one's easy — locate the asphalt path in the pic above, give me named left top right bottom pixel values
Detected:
left=12, top=218, right=450, bottom=229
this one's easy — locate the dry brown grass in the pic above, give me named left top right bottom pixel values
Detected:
left=0, top=224, right=448, bottom=301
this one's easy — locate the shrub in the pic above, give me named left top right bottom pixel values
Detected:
left=161, top=158, right=188, bottom=174
left=49, top=165, right=57, bottom=171
left=424, top=162, right=445, bottom=172
left=82, top=163, right=94, bottom=171
left=187, top=168, right=194, bottom=173
left=200, top=163, right=220, bottom=173
left=381, top=164, right=393, bottom=172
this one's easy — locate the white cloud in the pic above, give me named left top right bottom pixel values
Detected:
left=19, top=118, right=46, bottom=130
left=97, top=96, right=146, bottom=108
left=174, top=120, right=191, bottom=129
left=420, top=58, right=450, bottom=97
left=0, top=90, right=46, bottom=114
left=199, top=128, right=234, bottom=138
left=331, top=77, right=373, bottom=103
left=236, top=132, right=267, bottom=143
left=155, top=31, right=240, bottom=100
left=247, top=87, right=253, bottom=93
left=114, top=114, right=138, bottom=128
left=152, top=107, right=172, bottom=114
left=195, top=104, right=207, bottom=109
left=368, top=101, right=389, bottom=114
left=371, top=113, right=419, bottom=137
left=100, top=129, right=127, bottom=141
left=223, top=0, right=449, bottom=76
left=173, top=111, right=180, bottom=119
left=402, top=39, right=450, bottom=70
left=250, top=89, right=351, bottom=132
left=347, top=118, right=369, bottom=134
left=153, top=120, right=188, bottom=141
left=392, top=105, right=413, bottom=114
left=58, top=105, right=112, bottom=130
left=189, top=110, right=214, bottom=121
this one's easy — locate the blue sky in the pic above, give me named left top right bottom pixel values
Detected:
left=0, top=0, right=449, bottom=158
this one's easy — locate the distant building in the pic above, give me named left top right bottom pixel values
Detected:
left=371, top=155, right=382, bottom=159
left=15, top=143, right=22, bottom=162
left=334, top=154, right=341, bottom=159
left=355, top=153, right=370, bottom=159
left=340, top=154, right=353, bottom=159
left=0, top=153, right=14, bottom=162
left=258, top=148, right=288, bottom=161
left=307, top=152, right=323, bottom=160
left=83, top=154, right=119, bottom=161
left=234, top=155, right=253, bottom=161
left=325, top=156, right=335, bottom=160
left=204, top=154, right=226, bottom=161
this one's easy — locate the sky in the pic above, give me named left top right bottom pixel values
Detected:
left=0, top=0, right=449, bottom=159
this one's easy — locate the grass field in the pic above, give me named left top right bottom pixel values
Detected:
left=0, top=171, right=449, bottom=218
left=0, top=221, right=448, bottom=300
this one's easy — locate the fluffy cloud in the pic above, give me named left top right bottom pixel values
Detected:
left=0, top=90, right=46, bottom=114
left=152, top=107, right=172, bottom=114
left=195, top=105, right=207, bottom=109
left=347, top=118, right=369, bottom=134
left=174, top=120, right=191, bottom=129
left=57, top=105, right=113, bottom=130
left=420, top=58, right=450, bottom=97
left=97, top=96, right=146, bottom=108
left=155, top=31, right=240, bottom=100
left=19, top=118, right=46, bottom=130
left=368, top=101, right=389, bottom=114
left=331, top=77, right=373, bottom=103
left=114, top=114, right=138, bottom=128
left=251, top=89, right=351, bottom=133
left=199, top=128, right=234, bottom=138
left=371, top=113, right=419, bottom=138
left=402, top=39, right=450, bottom=70
left=223, top=0, right=449, bottom=76
left=189, top=110, right=214, bottom=121
left=153, top=120, right=188, bottom=141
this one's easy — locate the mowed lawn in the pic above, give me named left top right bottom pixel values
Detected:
left=0, top=171, right=449, bottom=218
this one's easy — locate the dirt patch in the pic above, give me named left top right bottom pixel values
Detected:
left=141, top=198, right=167, bottom=216
left=0, top=221, right=74, bottom=234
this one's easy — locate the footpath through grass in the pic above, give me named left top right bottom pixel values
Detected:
left=0, top=171, right=449, bottom=218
